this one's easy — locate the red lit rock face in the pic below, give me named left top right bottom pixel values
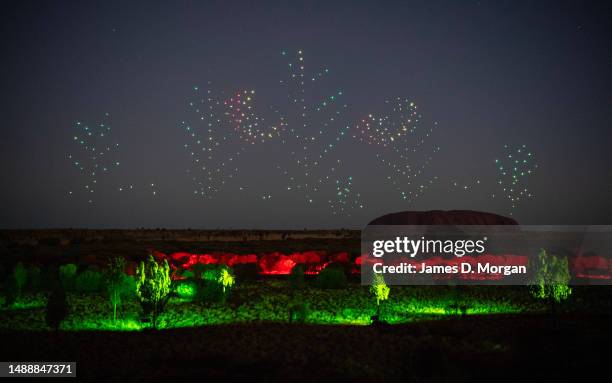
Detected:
left=259, top=253, right=296, bottom=275
left=368, top=210, right=518, bottom=226
left=159, top=249, right=524, bottom=280
left=150, top=250, right=611, bottom=281
left=571, top=255, right=612, bottom=280
left=153, top=250, right=355, bottom=276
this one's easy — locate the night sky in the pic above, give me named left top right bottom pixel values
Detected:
left=1, top=0, right=611, bottom=229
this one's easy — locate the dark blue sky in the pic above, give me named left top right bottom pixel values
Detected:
left=1, top=0, right=611, bottom=229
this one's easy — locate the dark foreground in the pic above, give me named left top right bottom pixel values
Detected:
left=1, top=314, right=609, bottom=382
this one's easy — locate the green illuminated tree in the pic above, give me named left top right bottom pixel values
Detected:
left=135, top=255, right=171, bottom=328
left=217, top=266, right=235, bottom=304
left=106, top=257, right=130, bottom=321
left=529, top=249, right=572, bottom=313
left=370, top=273, right=390, bottom=319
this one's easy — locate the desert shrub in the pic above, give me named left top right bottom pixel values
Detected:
left=13, top=262, right=27, bottom=295
left=59, top=263, right=78, bottom=291
left=315, top=266, right=347, bottom=289
left=135, top=255, right=171, bottom=328
left=289, top=264, right=305, bottom=289
left=75, top=268, right=104, bottom=293
left=175, top=279, right=198, bottom=301
left=200, top=264, right=221, bottom=282
left=45, top=286, right=68, bottom=330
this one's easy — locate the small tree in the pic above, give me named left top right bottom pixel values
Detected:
left=135, top=255, right=171, bottom=328
left=217, top=265, right=235, bottom=304
left=106, top=257, right=128, bottom=321
left=370, top=273, right=390, bottom=320
left=217, top=266, right=235, bottom=293
left=529, top=249, right=572, bottom=313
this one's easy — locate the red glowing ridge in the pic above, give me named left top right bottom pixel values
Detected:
left=150, top=250, right=611, bottom=280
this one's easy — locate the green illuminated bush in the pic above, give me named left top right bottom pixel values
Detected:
left=529, top=249, right=572, bottom=311
left=200, top=264, right=220, bottom=282
left=59, top=263, right=78, bottom=291
left=175, top=279, right=198, bottom=300
left=76, top=268, right=104, bottom=293
left=135, top=255, right=171, bottom=328
left=370, top=273, right=390, bottom=321
left=315, top=266, right=347, bottom=289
